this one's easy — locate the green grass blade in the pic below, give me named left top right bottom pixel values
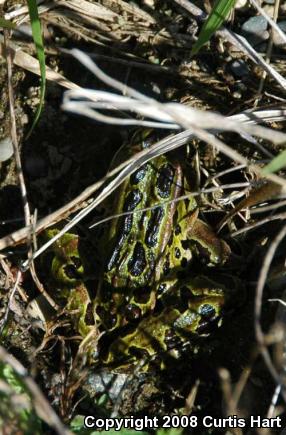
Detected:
left=26, top=0, right=46, bottom=138
left=191, top=0, right=236, bottom=55
left=262, top=149, right=286, bottom=175
left=0, top=17, right=16, bottom=30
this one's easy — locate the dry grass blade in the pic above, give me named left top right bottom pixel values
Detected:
left=59, top=0, right=118, bottom=22
left=4, top=0, right=46, bottom=20
left=107, top=0, right=156, bottom=24
left=4, top=31, right=31, bottom=229
left=231, top=211, right=286, bottom=237
left=219, top=368, right=243, bottom=435
left=230, top=109, right=286, bottom=124
left=250, top=198, right=286, bottom=214
left=62, top=53, right=286, bottom=150
left=0, top=270, right=21, bottom=334
left=63, top=51, right=286, bottom=174
left=0, top=35, right=79, bottom=90
left=254, top=0, right=280, bottom=103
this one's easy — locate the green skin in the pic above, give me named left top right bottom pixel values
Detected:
left=44, top=229, right=92, bottom=340
left=46, top=151, right=234, bottom=371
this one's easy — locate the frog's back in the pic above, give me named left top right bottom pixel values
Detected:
left=105, top=155, right=185, bottom=288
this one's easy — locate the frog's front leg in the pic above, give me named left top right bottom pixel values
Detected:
left=187, top=218, right=231, bottom=265
left=177, top=207, right=230, bottom=266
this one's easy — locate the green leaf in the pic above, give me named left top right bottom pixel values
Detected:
left=0, top=17, right=16, bottom=30
left=191, top=0, right=236, bottom=55
left=262, top=150, right=286, bottom=175
left=26, top=0, right=46, bottom=137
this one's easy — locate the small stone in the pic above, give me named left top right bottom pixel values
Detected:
left=280, top=2, right=286, bottom=14
left=241, top=16, right=269, bottom=47
left=31, top=97, right=40, bottom=106
left=231, top=82, right=247, bottom=99
left=273, top=21, right=286, bottom=50
left=191, top=60, right=200, bottom=71
left=151, top=82, right=161, bottom=95
left=143, top=0, right=154, bottom=6
left=27, top=86, right=38, bottom=98
left=0, top=137, right=14, bottom=162
left=235, top=0, right=248, bottom=9
left=21, top=114, right=29, bottom=125
left=230, top=59, right=249, bottom=78
left=263, top=4, right=274, bottom=18
left=232, top=91, right=242, bottom=99
left=186, top=19, right=198, bottom=35
left=85, top=372, right=128, bottom=400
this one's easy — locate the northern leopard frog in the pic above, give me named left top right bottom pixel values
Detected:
left=44, top=136, right=238, bottom=371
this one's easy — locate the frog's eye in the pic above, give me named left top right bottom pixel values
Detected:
left=63, top=264, right=77, bottom=279
left=63, top=256, right=82, bottom=280
left=196, top=304, right=221, bottom=334
left=199, top=303, right=217, bottom=319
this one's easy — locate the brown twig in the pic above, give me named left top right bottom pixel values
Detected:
left=218, top=368, right=243, bottom=435
left=4, top=29, right=31, bottom=230
left=231, top=211, right=286, bottom=237
left=254, top=0, right=281, bottom=104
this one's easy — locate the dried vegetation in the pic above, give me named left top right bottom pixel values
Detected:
left=0, top=0, right=286, bottom=433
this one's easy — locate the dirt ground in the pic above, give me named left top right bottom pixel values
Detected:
left=1, top=1, right=286, bottom=433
